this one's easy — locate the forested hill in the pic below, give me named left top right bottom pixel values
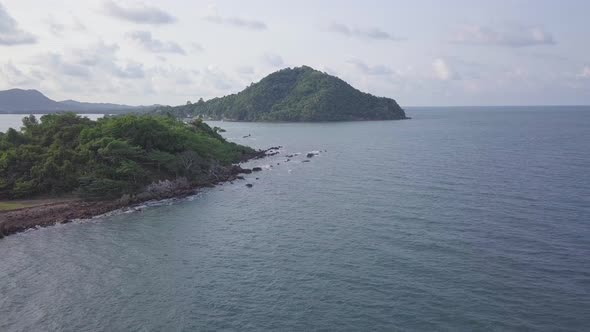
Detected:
left=153, top=66, right=407, bottom=122
left=0, top=114, right=254, bottom=200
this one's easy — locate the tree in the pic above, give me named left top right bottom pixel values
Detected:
left=0, top=113, right=254, bottom=200
left=177, top=150, right=202, bottom=177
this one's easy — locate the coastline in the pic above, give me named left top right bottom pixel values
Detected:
left=0, top=147, right=276, bottom=239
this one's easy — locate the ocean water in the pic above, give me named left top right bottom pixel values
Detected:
left=1, top=107, right=589, bottom=331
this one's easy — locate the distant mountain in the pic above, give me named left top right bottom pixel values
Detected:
left=0, top=89, right=62, bottom=113
left=0, top=89, right=156, bottom=114
left=153, top=66, right=408, bottom=122
left=58, top=100, right=140, bottom=112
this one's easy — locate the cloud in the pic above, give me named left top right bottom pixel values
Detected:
left=204, top=5, right=267, bottom=30
left=200, top=65, right=239, bottom=91
left=432, top=58, right=457, bottom=81
left=41, top=53, right=92, bottom=78
left=0, top=63, right=38, bottom=87
left=236, top=65, right=254, bottom=75
left=112, top=62, right=145, bottom=79
left=102, top=0, right=176, bottom=24
left=451, top=24, right=555, bottom=47
left=578, top=66, right=590, bottom=79
left=191, top=43, right=205, bottom=52
left=261, top=53, right=284, bottom=67
left=35, top=41, right=145, bottom=79
left=0, top=3, right=37, bottom=45
left=128, top=31, right=186, bottom=54
left=347, top=59, right=394, bottom=76
left=44, top=15, right=86, bottom=36
left=327, top=23, right=403, bottom=41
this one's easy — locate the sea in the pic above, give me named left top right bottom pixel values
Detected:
left=0, top=106, right=589, bottom=331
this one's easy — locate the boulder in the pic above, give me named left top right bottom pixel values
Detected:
left=246, top=183, right=253, bottom=188
left=252, top=167, right=263, bottom=172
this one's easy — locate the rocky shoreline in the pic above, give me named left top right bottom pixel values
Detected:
left=0, top=147, right=279, bottom=239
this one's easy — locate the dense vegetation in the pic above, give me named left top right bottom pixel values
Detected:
left=154, top=66, right=407, bottom=122
left=0, top=113, right=254, bottom=200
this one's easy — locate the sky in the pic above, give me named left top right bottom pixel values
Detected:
left=1, top=0, right=589, bottom=106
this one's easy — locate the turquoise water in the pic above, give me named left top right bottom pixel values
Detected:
left=1, top=107, right=589, bottom=331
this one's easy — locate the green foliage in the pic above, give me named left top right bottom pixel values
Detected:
left=153, top=66, right=407, bottom=122
left=0, top=113, right=253, bottom=200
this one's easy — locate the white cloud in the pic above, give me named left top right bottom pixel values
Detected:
left=33, top=41, right=145, bottom=79
left=432, top=59, right=456, bottom=81
left=327, top=23, right=403, bottom=41
left=44, top=15, right=86, bottom=36
left=102, top=0, right=176, bottom=24
left=577, top=66, right=590, bottom=79
left=204, top=5, right=267, bottom=30
left=347, top=58, right=394, bottom=76
left=261, top=53, right=284, bottom=67
left=128, top=31, right=186, bottom=54
left=236, top=65, right=254, bottom=75
left=0, top=63, right=38, bottom=87
left=451, top=23, right=555, bottom=47
left=0, top=3, right=37, bottom=45
left=191, top=43, right=205, bottom=52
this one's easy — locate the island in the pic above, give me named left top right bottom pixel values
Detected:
left=153, top=66, right=408, bottom=122
left=0, top=66, right=410, bottom=237
left=0, top=113, right=265, bottom=237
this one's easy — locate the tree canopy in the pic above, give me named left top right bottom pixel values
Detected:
left=152, top=66, right=407, bottom=122
left=0, top=113, right=253, bottom=200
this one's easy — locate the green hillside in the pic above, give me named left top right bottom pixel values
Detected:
left=0, top=114, right=254, bottom=200
left=155, top=66, right=407, bottom=122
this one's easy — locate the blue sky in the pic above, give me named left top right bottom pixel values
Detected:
left=1, top=0, right=589, bottom=106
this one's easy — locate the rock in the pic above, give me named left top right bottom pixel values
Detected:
left=302, top=160, right=311, bottom=163
left=286, top=159, right=290, bottom=162
left=231, top=165, right=253, bottom=174
left=255, top=177, right=259, bottom=180
left=285, top=154, right=294, bottom=158
left=236, top=176, right=245, bottom=180
left=252, top=167, right=263, bottom=172
left=306, top=153, right=315, bottom=158
left=246, top=183, right=253, bottom=188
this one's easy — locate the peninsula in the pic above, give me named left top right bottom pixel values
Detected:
left=0, top=113, right=266, bottom=237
